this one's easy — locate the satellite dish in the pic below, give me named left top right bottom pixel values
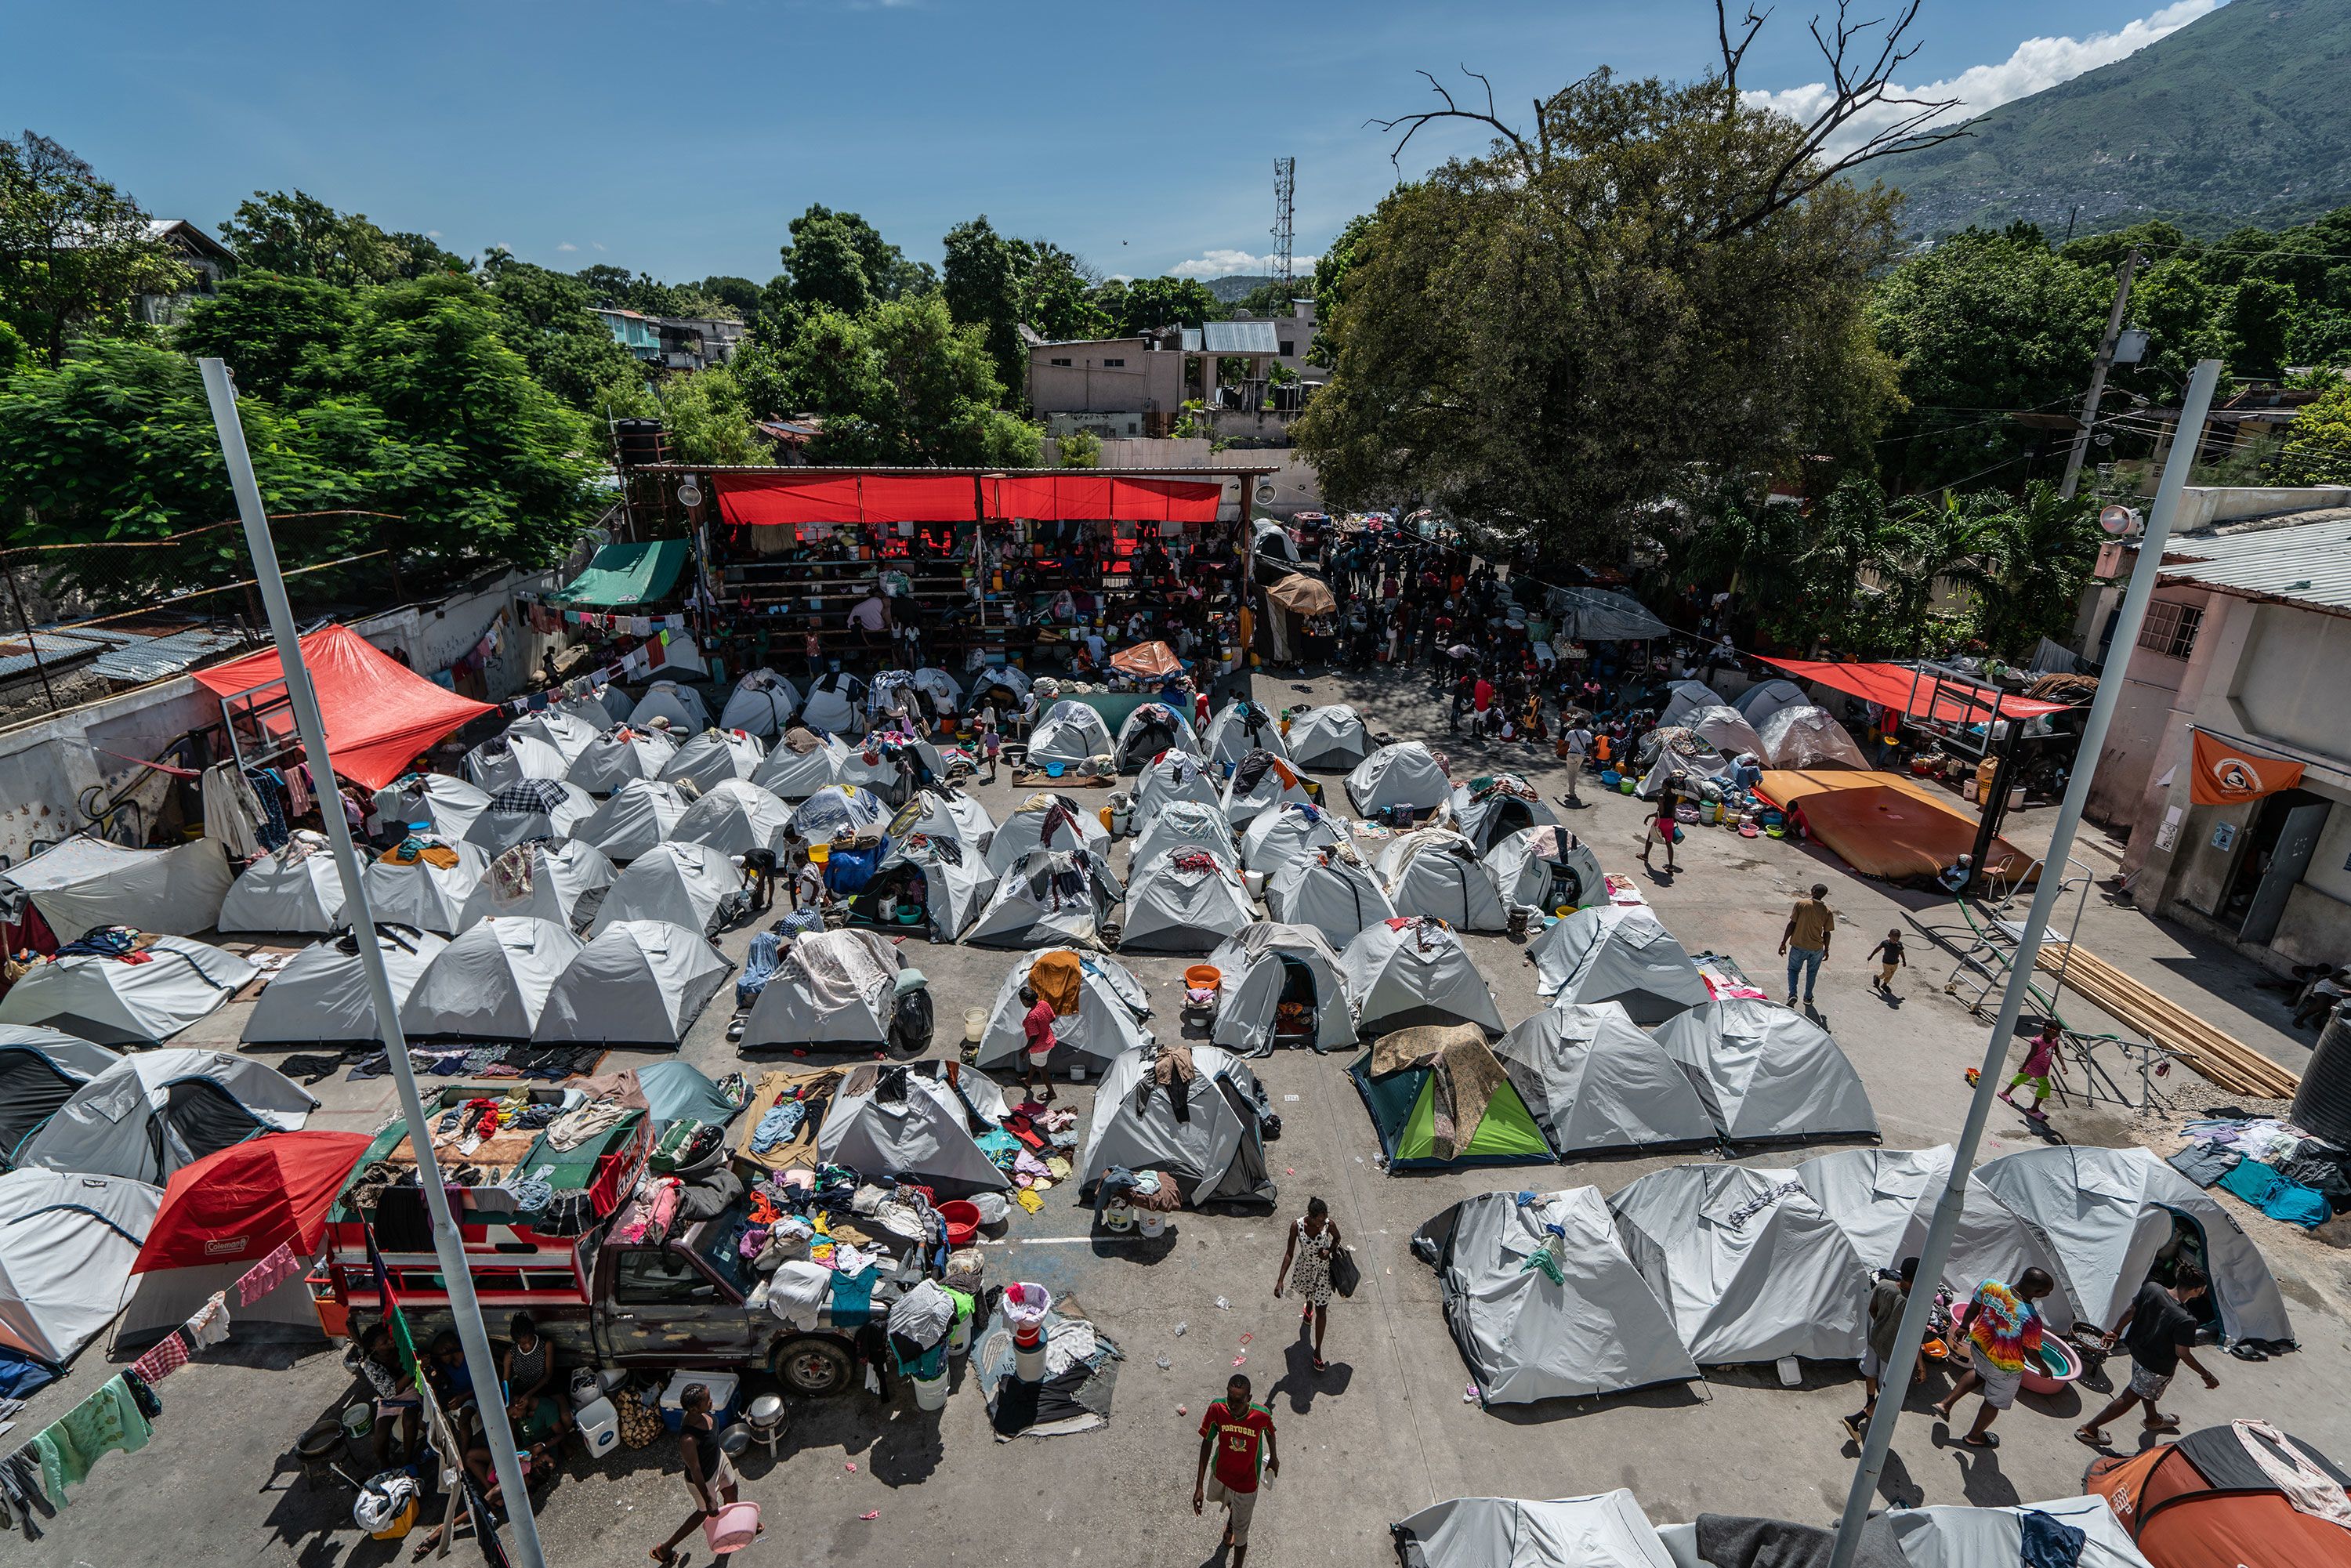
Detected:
left=676, top=479, right=704, bottom=509
left=1255, top=481, right=1277, bottom=505
left=2098, top=505, right=2140, bottom=536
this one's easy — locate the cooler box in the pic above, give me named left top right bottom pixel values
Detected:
left=575, top=1396, right=620, bottom=1458
left=657, top=1370, right=741, bottom=1433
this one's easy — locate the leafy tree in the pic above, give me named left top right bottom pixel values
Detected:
left=572, top=264, right=686, bottom=317
left=1018, top=240, right=1107, bottom=342
left=1297, top=69, right=1900, bottom=553
left=780, top=212, right=875, bottom=316
left=942, top=215, right=1026, bottom=398
left=2277, top=380, right=2351, bottom=484
left=1871, top=491, right=2005, bottom=654
left=784, top=205, right=929, bottom=304
left=783, top=293, right=1040, bottom=466
left=1869, top=227, right=2110, bottom=489
left=1308, top=212, right=1375, bottom=364
left=1057, top=429, right=1103, bottom=468
left=2224, top=276, right=2296, bottom=375
left=0, top=133, right=190, bottom=366
left=594, top=365, right=768, bottom=465
left=1972, top=481, right=2104, bottom=654
left=175, top=270, right=360, bottom=404
left=217, top=189, right=417, bottom=286
left=386, top=231, right=469, bottom=278
left=695, top=275, right=763, bottom=323
left=477, top=255, right=644, bottom=408
left=1100, top=275, right=1218, bottom=336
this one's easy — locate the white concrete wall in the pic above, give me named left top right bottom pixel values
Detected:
left=2172, top=485, right=2351, bottom=531
left=1038, top=436, right=1325, bottom=520
left=2084, top=586, right=2208, bottom=828
left=1027, top=340, right=1186, bottom=418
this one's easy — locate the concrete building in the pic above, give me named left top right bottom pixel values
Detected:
left=1025, top=301, right=1323, bottom=441
left=592, top=309, right=744, bottom=371
left=2101, top=503, right=2351, bottom=972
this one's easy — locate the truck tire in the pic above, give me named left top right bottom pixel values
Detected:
left=771, top=1334, right=854, bottom=1396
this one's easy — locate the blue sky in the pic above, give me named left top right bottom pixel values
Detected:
left=8, top=1, right=2220, bottom=285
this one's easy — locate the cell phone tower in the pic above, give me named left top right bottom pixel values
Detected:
left=1272, top=157, right=1295, bottom=295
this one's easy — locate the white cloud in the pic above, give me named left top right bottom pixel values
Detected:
left=1168, top=248, right=1321, bottom=280
left=1742, top=0, right=2218, bottom=157
left=426, top=229, right=442, bottom=238
left=556, top=241, right=578, bottom=252
left=592, top=242, right=607, bottom=252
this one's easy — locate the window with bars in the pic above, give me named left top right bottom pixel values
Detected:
left=2138, top=599, right=2202, bottom=658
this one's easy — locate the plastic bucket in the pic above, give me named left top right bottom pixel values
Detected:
left=340, top=1403, right=375, bottom=1440
left=964, top=1007, right=986, bottom=1044
left=939, top=1200, right=981, bottom=1248
left=1243, top=871, right=1268, bottom=901
left=1184, top=965, right=1222, bottom=993
left=704, top=1501, right=763, bottom=1554
left=809, top=842, right=831, bottom=865
left=948, top=1315, right=972, bottom=1356
left=1099, top=1200, right=1135, bottom=1232
left=1136, top=1209, right=1168, bottom=1239
left=911, top=1371, right=950, bottom=1410
left=1014, top=1336, right=1049, bottom=1382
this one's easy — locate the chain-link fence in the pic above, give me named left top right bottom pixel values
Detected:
left=0, top=509, right=472, bottom=731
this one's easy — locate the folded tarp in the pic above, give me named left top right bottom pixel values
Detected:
left=1756, top=770, right=2036, bottom=885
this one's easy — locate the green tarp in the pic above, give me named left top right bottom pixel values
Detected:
left=546, top=538, right=690, bottom=608
left=1347, top=1052, right=1555, bottom=1170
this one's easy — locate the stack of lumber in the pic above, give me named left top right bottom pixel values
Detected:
left=2038, top=943, right=2301, bottom=1099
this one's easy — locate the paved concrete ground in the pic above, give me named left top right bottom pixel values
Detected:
left=17, top=660, right=2351, bottom=1566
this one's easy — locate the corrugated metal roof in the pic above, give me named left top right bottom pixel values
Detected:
left=2159, top=512, right=2351, bottom=614
left=1198, top=320, right=1281, bottom=355
left=91, top=626, right=250, bottom=682
left=0, top=630, right=105, bottom=681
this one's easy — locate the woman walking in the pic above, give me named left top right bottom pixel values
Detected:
left=1642, top=776, right=1684, bottom=876
left=651, top=1382, right=746, bottom=1564
left=1274, top=1197, right=1341, bottom=1371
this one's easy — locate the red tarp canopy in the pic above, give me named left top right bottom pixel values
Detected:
left=132, top=1131, right=372, bottom=1273
left=1109, top=640, right=1183, bottom=678
left=1760, top=657, right=2073, bottom=725
left=713, top=471, right=1224, bottom=527
left=193, top=625, right=495, bottom=789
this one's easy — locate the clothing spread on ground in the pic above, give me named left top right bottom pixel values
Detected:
left=1200, top=1398, right=1273, bottom=1493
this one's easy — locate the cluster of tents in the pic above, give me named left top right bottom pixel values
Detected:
left=1415, top=1142, right=2295, bottom=1411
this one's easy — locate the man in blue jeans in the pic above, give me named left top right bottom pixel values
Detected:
left=1780, top=883, right=1835, bottom=1008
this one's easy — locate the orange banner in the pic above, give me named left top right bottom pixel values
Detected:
left=2190, top=730, right=2305, bottom=806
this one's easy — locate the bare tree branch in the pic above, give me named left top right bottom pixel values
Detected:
left=1708, top=0, right=1965, bottom=241
left=1716, top=1, right=1772, bottom=100
left=1367, top=66, right=1538, bottom=180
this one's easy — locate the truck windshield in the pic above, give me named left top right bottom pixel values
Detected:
left=694, top=1200, right=756, bottom=1298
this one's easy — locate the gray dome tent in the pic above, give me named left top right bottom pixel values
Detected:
left=360, top=838, right=491, bottom=936
left=1027, top=699, right=1114, bottom=768
left=628, top=679, right=712, bottom=733
left=15, top=1048, right=316, bottom=1186
left=671, top=778, right=795, bottom=857
left=717, top=668, right=802, bottom=737
left=660, top=727, right=766, bottom=794
left=217, top=836, right=346, bottom=934
left=0, top=835, right=230, bottom=943
left=484, top=839, right=616, bottom=927
left=371, top=773, right=489, bottom=841
left=1205, top=923, right=1353, bottom=1055
left=1656, top=679, right=1728, bottom=730
left=1528, top=905, right=1710, bottom=1023
left=1446, top=777, right=1558, bottom=856
left=1284, top=704, right=1371, bottom=770
left=1341, top=916, right=1504, bottom=1036
left=1376, top=829, right=1509, bottom=933
left=1219, top=751, right=1317, bottom=827
left=1266, top=849, right=1396, bottom=951
left=987, top=792, right=1110, bottom=875
left=1494, top=1002, right=1717, bottom=1157
left=1119, top=849, right=1253, bottom=954
left=1483, top=826, right=1606, bottom=912
left=1733, top=676, right=1812, bottom=731
left=1678, top=704, right=1767, bottom=767
left=0, top=936, right=255, bottom=1045
left=1079, top=1043, right=1277, bottom=1207
left=1135, top=748, right=1221, bottom=814
left=1976, top=1145, right=2295, bottom=1347
left=1130, top=800, right=1241, bottom=873
left=1411, top=1191, right=1699, bottom=1408
left=399, top=916, right=583, bottom=1041
left=240, top=928, right=448, bottom=1048
left=815, top=1063, right=1010, bottom=1199
left=740, top=928, right=903, bottom=1049
left=1793, top=1144, right=2076, bottom=1331
left=1607, top=1163, right=1870, bottom=1366
left=0, top=1168, right=161, bottom=1363
left=572, top=778, right=690, bottom=863
left=1201, top=701, right=1288, bottom=767
left=1346, top=741, right=1451, bottom=816
left=591, top=840, right=739, bottom=937
left=565, top=725, right=679, bottom=794
left=844, top=820, right=997, bottom=941
left=968, top=847, right=1121, bottom=951
left=534, top=919, right=732, bottom=1048
left=1114, top=701, right=1198, bottom=771
left=974, top=950, right=1154, bottom=1077
left=1240, top=801, right=1352, bottom=880
left=1653, top=998, right=1880, bottom=1146
left=0, top=1028, right=121, bottom=1169
left=463, top=778, right=595, bottom=855
left=751, top=731, right=850, bottom=800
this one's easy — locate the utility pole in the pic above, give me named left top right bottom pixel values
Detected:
left=197, top=360, right=548, bottom=1568
left=1825, top=358, right=2222, bottom=1568
left=2059, top=246, right=2143, bottom=499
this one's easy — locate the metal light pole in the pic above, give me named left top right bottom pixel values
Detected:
left=197, top=360, right=548, bottom=1568
left=1827, top=357, right=2221, bottom=1567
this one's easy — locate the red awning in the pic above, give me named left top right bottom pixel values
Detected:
left=1760, top=657, right=2073, bottom=724
left=712, top=471, right=1224, bottom=527
left=192, top=624, right=496, bottom=788
left=132, top=1132, right=373, bottom=1274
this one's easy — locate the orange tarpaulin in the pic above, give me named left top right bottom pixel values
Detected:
left=2190, top=730, right=2306, bottom=806
left=1756, top=770, right=2037, bottom=885
left=1109, top=640, right=1183, bottom=679
left=192, top=624, right=495, bottom=790
left=1266, top=574, right=1337, bottom=616
left=1760, top=657, right=2072, bottom=725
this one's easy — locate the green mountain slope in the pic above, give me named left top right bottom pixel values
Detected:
left=1877, top=0, right=2351, bottom=239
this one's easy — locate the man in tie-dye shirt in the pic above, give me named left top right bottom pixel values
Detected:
left=1933, top=1268, right=2057, bottom=1448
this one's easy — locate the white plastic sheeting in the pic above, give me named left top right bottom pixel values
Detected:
left=399, top=916, right=582, bottom=1039
left=1758, top=704, right=1870, bottom=770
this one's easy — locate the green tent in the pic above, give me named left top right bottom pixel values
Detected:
left=1348, top=1034, right=1555, bottom=1171
left=545, top=538, right=690, bottom=609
